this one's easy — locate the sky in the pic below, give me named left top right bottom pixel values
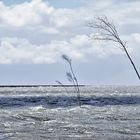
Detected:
left=0, top=0, right=140, bottom=85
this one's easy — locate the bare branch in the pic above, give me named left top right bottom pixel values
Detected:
left=55, top=80, right=69, bottom=94
left=66, top=72, right=75, bottom=84
left=92, top=37, right=118, bottom=43
left=57, top=54, right=81, bottom=106
left=62, top=54, right=71, bottom=64
left=88, top=16, right=140, bottom=80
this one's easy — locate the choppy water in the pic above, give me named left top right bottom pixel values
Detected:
left=0, top=85, right=140, bottom=140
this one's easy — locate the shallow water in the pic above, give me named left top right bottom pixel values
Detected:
left=0, top=85, right=140, bottom=140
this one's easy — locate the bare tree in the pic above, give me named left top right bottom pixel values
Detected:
left=87, top=16, right=140, bottom=80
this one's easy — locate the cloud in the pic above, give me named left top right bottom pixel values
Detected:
left=0, top=36, right=90, bottom=64
left=0, top=37, right=56, bottom=64
left=0, top=34, right=128, bottom=64
left=0, top=0, right=139, bottom=64
left=0, top=0, right=54, bottom=27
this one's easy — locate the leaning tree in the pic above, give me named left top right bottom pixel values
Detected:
left=87, top=16, right=140, bottom=80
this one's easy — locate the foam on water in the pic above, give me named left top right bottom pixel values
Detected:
left=0, top=85, right=140, bottom=139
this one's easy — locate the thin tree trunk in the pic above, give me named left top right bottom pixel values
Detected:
left=69, top=63, right=81, bottom=106
left=121, top=42, right=140, bottom=80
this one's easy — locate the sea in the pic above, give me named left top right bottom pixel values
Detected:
left=0, top=85, right=140, bottom=140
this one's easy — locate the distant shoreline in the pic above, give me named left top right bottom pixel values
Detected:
left=0, top=85, right=139, bottom=88
left=0, top=85, right=86, bottom=88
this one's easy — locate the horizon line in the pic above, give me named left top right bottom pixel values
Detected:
left=0, top=84, right=139, bottom=87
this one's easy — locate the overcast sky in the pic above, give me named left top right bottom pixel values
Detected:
left=0, top=0, right=140, bottom=85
